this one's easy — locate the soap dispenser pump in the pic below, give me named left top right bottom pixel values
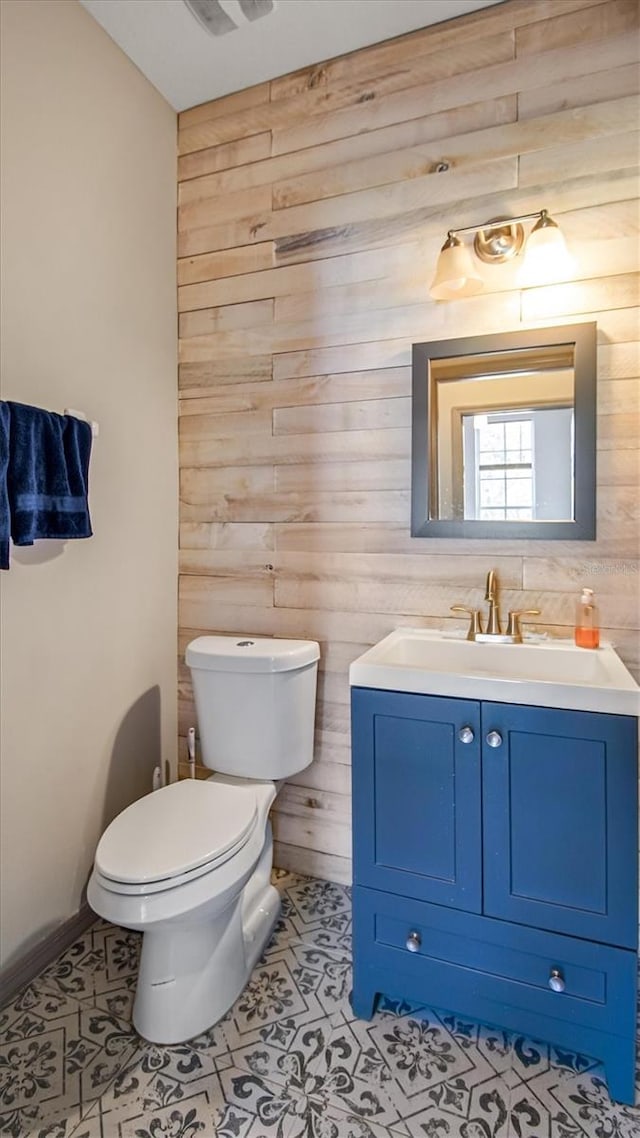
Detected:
left=575, top=587, right=600, bottom=649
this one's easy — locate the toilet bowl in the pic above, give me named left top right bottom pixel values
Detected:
left=88, top=775, right=279, bottom=1043
left=88, top=635, right=319, bottom=1044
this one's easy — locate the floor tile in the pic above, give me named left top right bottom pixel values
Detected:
left=0, top=981, right=138, bottom=1137
left=504, top=1035, right=639, bottom=1137
left=428, top=1008, right=515, bottom=1081
left=219, top=947, right=351, bottom=1097
left=265, top=877, right=352, bottom=961
left=225, top=1007, right=335, bottom=1095
left=506, top=1070, right=639, bottom=1137
left=278, top=940, right=353, bottom=1018
left=38, top=923, right=141, bottom=1022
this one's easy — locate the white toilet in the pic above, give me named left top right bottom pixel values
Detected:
left=87, top=634, right=319, bottom=1044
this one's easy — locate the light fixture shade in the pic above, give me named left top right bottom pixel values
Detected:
left=519, top=212, right=572, bottom=287
left=429, top=235, right=484, bottom=300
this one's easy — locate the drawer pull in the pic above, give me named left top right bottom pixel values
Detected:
left=548, top=968, right=565, bottom=993
left=486, top=730, right=503, bottom=748
left=459, top=726, right=475, bottom=744
left=406, top=930, right=422, bottom=953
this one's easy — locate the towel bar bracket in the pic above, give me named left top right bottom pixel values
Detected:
left=64, top=408, right=99, bottom=437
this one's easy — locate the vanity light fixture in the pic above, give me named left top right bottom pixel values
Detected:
left=429, top=209, right=569, bottom=300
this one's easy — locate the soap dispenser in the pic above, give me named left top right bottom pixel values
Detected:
left=575, top=587, right=600, bottom=649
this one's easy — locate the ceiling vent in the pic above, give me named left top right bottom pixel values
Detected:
left=184, top=0, right=277, bottom=36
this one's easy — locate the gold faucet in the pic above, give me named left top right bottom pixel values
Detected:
left=485, top=569, right=501, bottom=635
left=450, top=569, right=541, bottom=643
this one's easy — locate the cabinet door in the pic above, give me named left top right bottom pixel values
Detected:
left=482, top=703, right=638, bottom=948
left=352, top=687, right=481, bottom=911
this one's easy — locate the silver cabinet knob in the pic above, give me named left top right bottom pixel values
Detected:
left=486, top=730, right=503, bottom=748
left=459, top=726, right=475, bottom=744
left=406, top=930, right=422, bottom=953
left=548, top=968, right=565, bottom=993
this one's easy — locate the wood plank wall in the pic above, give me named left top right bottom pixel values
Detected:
left=177, top=0, right=640, bottom=885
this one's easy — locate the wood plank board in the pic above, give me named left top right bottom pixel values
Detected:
left=180, top=489, right=411, bottom=525
left=179, top=356, right=272, bottom=388
left=179, top=367, right=411, bottom=411
left=178, top=185, right=272, bottom=233
left=515, top=0, right=638, bottom=57
left=179, top=522, right=275, bottom=551
left=179, top=82, right=271, bottom=130
left=179, top=299, right=274, bottom=339
left=274, top=458, right=411, bottom=493
left=272, top=841, right=351, bottom=885
left=522, top=273, right=639, bottom=322
left=273, top=396, right=410, bottom=435
left=178, top=243, right=275, bottom=287
left=519, top=130, right=640, bottom=188
left=180, top=426, right=411, bottom=469
left=272, top=521, right=640, bottom=560
left=178, top=133, right=272, bottom=183
left=518, top=62, right=639, bottom=120
left=523, top=556, right=640, bottom=596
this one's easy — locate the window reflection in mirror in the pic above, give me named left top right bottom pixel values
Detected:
left=412, top=325, right=596, bottom=540
left=432, top=344, right=575, bottom=521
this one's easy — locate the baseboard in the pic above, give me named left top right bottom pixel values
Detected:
left=0, top=901, right=95, bottom=1008
left=273, top=841, right=352, bottom=885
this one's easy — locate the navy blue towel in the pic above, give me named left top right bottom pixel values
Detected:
left=0, top=403, right=9, bottom=569
left=6, top=402, right=93, bottom=552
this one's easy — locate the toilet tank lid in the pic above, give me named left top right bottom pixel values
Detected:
left=186, top=635, right=320, bottom=673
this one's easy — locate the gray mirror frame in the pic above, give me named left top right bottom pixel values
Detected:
left=411, top=322, right=597, bottom=540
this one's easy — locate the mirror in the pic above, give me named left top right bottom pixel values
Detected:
left=411, top=323, right=596, bottom=539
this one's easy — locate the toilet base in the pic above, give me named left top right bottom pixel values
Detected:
left=131, top=830, right=281, bottom=1044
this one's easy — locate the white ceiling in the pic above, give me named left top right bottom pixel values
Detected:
left=79, top=0, right=502, bottom=112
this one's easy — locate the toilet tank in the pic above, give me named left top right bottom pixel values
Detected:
left=185, top=636, right=320, bottom=779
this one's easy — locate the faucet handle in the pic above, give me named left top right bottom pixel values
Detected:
left=450, top=605, right=484, bottom=641
left=506, top=609, right=541, bottom=642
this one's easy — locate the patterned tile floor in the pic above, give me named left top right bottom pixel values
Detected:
left=1, top=871, right=638, bottom=1138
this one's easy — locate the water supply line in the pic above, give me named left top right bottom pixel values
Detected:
left=188, top=727, right=196, bottom=779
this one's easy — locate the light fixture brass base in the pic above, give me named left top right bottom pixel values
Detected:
left=473, top=217, right=525, bottom=264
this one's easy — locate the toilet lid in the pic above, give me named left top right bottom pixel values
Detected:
left=95, top=779, right=257, bottom=886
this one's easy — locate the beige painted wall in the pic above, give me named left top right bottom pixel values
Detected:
left=176, top=0, right=640, bottom=884
left=0, top=0, right=178, bottom=967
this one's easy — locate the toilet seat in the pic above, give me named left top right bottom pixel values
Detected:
left=95, top=779, right=258, bottom=896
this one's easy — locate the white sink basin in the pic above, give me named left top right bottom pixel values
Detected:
left=349, top=628, right=640, bottom=716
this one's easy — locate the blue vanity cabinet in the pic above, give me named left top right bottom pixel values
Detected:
left=351, top=686, right=639, bottom=1105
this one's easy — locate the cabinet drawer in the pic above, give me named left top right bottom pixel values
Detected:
left=353, top=886, right=637, bottom=1040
